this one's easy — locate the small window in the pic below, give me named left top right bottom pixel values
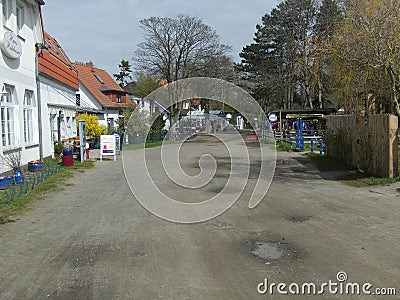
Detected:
left=76, top=93, right=80, bottom=106
left=71, top=117, right=77, bottom=135
left=23, top=90, right=35, bottom=144
left=116, top=93, right=121, bottom=103
left=2, top=0, right=6, bottom=23
left=24, top=90, right=34, bottom=106
left=93, top=73, right=104, bottom=84
left=16, top=2, right=24, bottom=31
left=2, top=0, right=10, bottom=26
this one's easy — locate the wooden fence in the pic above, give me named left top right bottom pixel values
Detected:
left=325, top=114, right=398, bottom=178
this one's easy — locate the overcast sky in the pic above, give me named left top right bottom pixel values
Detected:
left=41, top=1, right=278, bottom=77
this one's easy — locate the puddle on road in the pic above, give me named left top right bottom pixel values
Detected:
left=250, top=239, right=298, bottom=262
left=251, top=241, right=284, bottom=260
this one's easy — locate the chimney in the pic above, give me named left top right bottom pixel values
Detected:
left=85, top=61, right=94, bottom=68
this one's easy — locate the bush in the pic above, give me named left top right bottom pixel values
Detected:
left=76, top=113, right=107, bottom=136
left=54, top=142, right=63, bottom=155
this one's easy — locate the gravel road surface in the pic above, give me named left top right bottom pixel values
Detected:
left=0, top=134, right=399, bottom=299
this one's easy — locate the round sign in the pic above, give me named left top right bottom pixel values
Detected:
left=268, top=113, right=278, bottom=122
left=0, top=31, right=22, bottom=59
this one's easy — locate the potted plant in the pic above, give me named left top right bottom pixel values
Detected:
left=28, top=159, right=44, bottom=172
left=61, top=140, right=74, bottom=167
left=0, top=148, right=24, bottom=184
left=54, top=141, right=63, bottom=156
left=62, top=140, right=74, bottom=156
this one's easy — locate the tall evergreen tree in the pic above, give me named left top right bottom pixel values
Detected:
left=312, top=0, right=343, bottom=108
left=113, top=59, right=133, bottom=87
left=237, top=0, right=318, bottom=110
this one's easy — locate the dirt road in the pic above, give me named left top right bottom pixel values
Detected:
left=0, top=135, right=399, bottom=299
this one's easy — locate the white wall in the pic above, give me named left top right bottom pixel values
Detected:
left=40, top=77, right=77, bottom=158
left=77, top=83, right=103, bottom=111
left=0, top=0, right=43, bottom=174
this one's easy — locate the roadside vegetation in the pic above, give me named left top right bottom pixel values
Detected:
left=340, top=174, right=400, bottom=187
left=306, top=152, right=352, bottom=171
left=306, top=152, right=400, bottom=187
left=275, top=139, right=313, bottom=152
left=123, top=140, right=165, bottom=151
left=260, top=138, right=314, bottom=152
left=0, top=158, right=95, bottom=224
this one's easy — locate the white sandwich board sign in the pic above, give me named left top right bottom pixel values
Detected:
left=100, top=135, right=116, bottom=161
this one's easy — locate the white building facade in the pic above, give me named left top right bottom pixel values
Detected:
left=38, top=31, right=79, bottom=158
left=39, top=76, right=77, bottom=157
left=0, top=0, right=44, bottom=173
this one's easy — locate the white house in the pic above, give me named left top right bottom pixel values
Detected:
left=38, top=31, right=79, bottom=158
left=0, top=0, right=44, bottom=173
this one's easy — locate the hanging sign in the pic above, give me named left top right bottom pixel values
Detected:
left=0, top=31, right=22, bottom=59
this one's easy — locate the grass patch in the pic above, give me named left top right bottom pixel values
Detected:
left=306, top=152, right=354, bottom=171
left=123, top=139, right=169, bottom=151
left=0, top=158, right=95, bottom=224
left=145, top=140, right=164, bottom=148
left=306, top=152, right=400, bottom=186
left=275, top=139, right=312, bottom=152
left=340, top=174, right=400, bottom=187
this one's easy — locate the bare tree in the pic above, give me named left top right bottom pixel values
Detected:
left=133, top=15, right=233, bottom=123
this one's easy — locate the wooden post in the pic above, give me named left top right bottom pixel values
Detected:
left=389, top=115, right=398, bottom=178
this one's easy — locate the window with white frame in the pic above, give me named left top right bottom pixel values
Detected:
left=60, top=116, right=66, bottom=139
left=2, top=0, right=10, bottom=26
left=71, top=117, right=77, bottom=136
left=66, top=116, right=71, bottom=137
left=50, top=114, right=57, bottom=143
left=16, top=2, right=24, bottom=32
left=2, top=0, right=6, bottom=23
left=1, top=85, right=16, bottom=147
left=23, top=90, right=34, bottom=144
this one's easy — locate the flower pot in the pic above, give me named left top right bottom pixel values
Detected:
left=63, top=150, right=73, bottom=156
left=0, top=176, right=13, bottom=189
left=62, top=155, right=74, bottom=167
left=28, top=161, right=44, bottom=172
left=13, top=169, right=24, bottom=184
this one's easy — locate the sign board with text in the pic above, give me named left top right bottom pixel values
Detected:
left=100, top=135, right=116, bottom=161
left=0, top=31, right=22, bottom=59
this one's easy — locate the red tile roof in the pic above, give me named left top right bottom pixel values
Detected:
left=73, top=62, right=131, bottom=108
left=38, top=32, right=78, bottom=90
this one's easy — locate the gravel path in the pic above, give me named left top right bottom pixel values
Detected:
left=0, top=136, right=399, bottom=299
